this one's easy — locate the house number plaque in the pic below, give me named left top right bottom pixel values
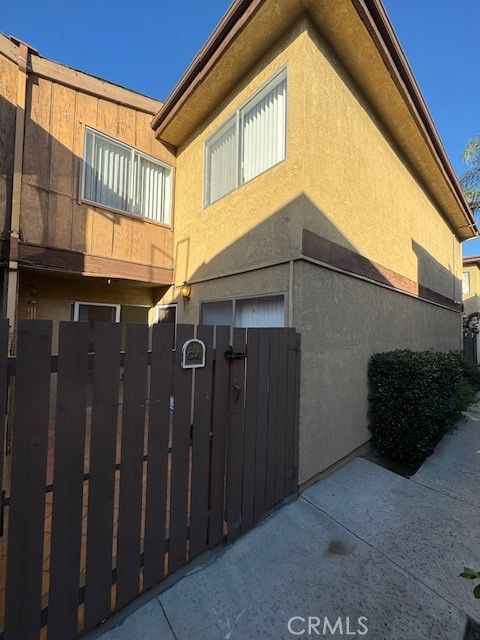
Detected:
left=181, top=338, right=206, bottom=369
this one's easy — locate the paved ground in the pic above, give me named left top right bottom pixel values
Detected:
left=90, top=404, right=480, bottom=640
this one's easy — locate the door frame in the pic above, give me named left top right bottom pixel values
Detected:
left=72, top=301, right=121, bottom=322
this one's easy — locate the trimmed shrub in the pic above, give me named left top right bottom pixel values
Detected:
left=368, top=350, right=463, bottom=464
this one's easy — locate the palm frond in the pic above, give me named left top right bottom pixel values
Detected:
left=463, top=136, right=480, bottom=166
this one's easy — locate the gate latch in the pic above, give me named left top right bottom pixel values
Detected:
left=224, top=345, right=247, bottom=360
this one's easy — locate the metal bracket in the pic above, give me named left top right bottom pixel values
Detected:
left=224, top=344, right=247, bottom=360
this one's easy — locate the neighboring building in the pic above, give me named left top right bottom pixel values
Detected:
left=463, top=256, right=480, bottom=318
left=0, top=34, right=174, bottom=349
left=152, top=0, right=476, bottom=483
left=0, top=0, right=476, bottom=486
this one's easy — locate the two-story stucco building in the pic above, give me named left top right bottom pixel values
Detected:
left=0, top=0, right=476, bottom=485
left=152, top=0, right=476, bottom=482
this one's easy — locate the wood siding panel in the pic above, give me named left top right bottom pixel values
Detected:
left=91, top=210, right=115, bottom=257
left=97, top=98, right=118, bottom=137
left=135, top=111, right=153, bottom=155
left=20, top=183, right=48, bottom=245
left=23, top=76, right=52, bottom=190
left=130, top=221, right=148, bottom=264
left=112, top=214, right=133, bottom=261
left=117, top=105, right=136, bottom=145
left=17, top=69, right=175, bottom=278
left=49, top=83, right=75, bottom=197
left=0, top=56, right=17, bottom=229
left=148, top=224, right=167, bottom=267
left=47, top=192, right=73, bottom=249
left=71, top=91, right=97, bottom=253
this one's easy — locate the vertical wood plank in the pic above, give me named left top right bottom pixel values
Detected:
left=168, top=324, right=194, bottom=573
left=143, top=323, right=174, bottom=590
left=4, top=320, right=52, bottom=640
left=47, top=322, right=89, bottom=640
left=116, top=324, right=149, bottom=610
left=293, top=333, right=301, bottom=491
left=284, top=329, right=299, bottom=496
left=274, top=330, right=289, bottom=503
left=253, top=329, right=270, bottom=521
left=0, top=319, right=9, bottom=515
left=225, top=328, right=246, bottom=542
left=241, top=329, right=259, bottom=531
left=189, top=325, right=214, bottom=559
left=264, top=329, right=279, bottom=510
left=208, top=326, right=230, bottom=548
left=84, top=323, right=121, bottom=632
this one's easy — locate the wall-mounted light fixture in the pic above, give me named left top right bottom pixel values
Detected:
left=181, top=281, right=191, bottom=309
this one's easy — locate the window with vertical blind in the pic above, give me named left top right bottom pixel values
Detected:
left=82, top=128, right=172, bottom=224
left=200, top=294, right=285, bottom=328
left=204, top=68, right=287, bottom=206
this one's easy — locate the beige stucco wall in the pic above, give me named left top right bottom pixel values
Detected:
left=301, top=23, right=461, bottom=302
left=166, top=21, right=307, bottom=298
left=166, top=18, right=462, bottom=310
left=294, top=260, right=462, bottom=483
left=167, top=263, right=290, bottom=325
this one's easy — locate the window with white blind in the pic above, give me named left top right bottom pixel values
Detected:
left=204, top=68, right=287, bottom=206
left=82, top=128, right=172, bottom=224
left=200, top=294, right=285, bottom=328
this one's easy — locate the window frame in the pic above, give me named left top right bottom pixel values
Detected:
left=156, top=303, right=178, bottom=324
left=204, top=66, right=288, bottom=207
left=73, top=301, right=121, bottom=323
left=200, top=292, right=286, bottom=327
left=80, top=126, right=173, bottom=226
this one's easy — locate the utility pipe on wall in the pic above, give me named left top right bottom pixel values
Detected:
left=5, top=40, right=29, bottom=351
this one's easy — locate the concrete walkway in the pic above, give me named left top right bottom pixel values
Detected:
left=91, top=404, right=480, bottom=640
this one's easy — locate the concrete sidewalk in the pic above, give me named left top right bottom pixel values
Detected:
left=91, top=405, right=480, bottom=640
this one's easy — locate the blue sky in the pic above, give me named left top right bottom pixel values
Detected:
left=3, top=1, right=480, bottom=251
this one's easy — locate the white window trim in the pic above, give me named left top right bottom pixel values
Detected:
left=204, top=66, right=288, bottom=207
left=200, top=292, right=286, bottom=326
left=156, top=303, right=178, bottom=323
left=73, top=301, right=121, bottom=322
left=81, top=127, right=173, bottom=225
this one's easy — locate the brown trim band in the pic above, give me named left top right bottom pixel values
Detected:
left=302, top=229, right=462, bottom=313
left=18, top=243, right=173, bottom=286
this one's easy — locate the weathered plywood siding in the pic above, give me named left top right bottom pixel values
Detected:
left=0, top=46, right=18, bottom=238
left=21, top=70, right=175, bottom=279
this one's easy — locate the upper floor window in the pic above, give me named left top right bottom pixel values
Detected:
left=463, top=272, right=471, bottom=295
left=204, top=68, right=287, bottom=206
left=82, top=128, right=172, bottom=225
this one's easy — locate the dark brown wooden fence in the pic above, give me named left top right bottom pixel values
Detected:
left=0, top=320, right=300, bottom=640
left=463, top=329, right=478, bottom=366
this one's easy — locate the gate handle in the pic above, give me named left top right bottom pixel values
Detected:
left=233, top=384, right=241, bottom=404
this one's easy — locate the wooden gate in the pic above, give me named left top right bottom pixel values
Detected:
left=0, top=320, right=300, bottom=640
left=463, top=329, right=478, bottom=366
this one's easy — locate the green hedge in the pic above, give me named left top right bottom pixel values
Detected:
left=368, top=350, right=463, bottom=464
